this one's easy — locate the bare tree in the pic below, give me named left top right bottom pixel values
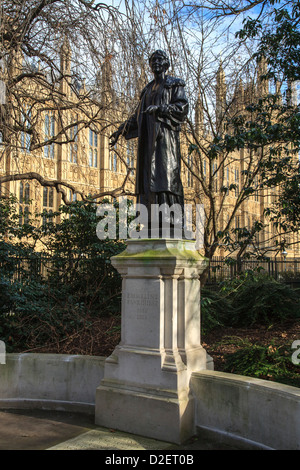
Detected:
left=1, top=0, right=298, bottom=266
left=132, top=0, right=300, bottom=275
left=0, top=0, right=136, bottom=203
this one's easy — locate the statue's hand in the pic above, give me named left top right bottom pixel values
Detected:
left=145, top=105, right=159, bottom=115
left=110, top=130, right=121, bottom=147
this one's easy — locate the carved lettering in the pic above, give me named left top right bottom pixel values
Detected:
left=126, top=291, right=159, bottom=317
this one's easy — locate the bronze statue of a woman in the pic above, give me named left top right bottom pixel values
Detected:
left=110, top=50, right=189, bottom=236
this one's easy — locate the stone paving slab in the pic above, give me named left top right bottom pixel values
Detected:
left=0, top=409, right=241, bottom=451
left=48, top=428, right=172, bottom=451
left=0, top=409, right=94, bottom=450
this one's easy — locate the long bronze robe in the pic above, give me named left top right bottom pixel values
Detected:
left=118, top=75, right=189, bottom=206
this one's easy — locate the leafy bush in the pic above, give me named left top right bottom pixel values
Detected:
left=223, top=272, right=300, bottom=326
left=223, top=340, right=300, bottom=388
left=1, top=195, right=300, bottom=354
left=202, top=271, right=300, bottom=329
left=201, top=287, right=233, bottom=333
left=0, top=278, right=93, bottom=352
left=0, top=197, right=125, bottom=352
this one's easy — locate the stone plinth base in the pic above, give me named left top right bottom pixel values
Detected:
left=95, top=239, right=213, bottom=444
left=97, top=380, right=196, bottom=443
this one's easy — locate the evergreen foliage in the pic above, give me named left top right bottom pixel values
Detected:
left=202, top=271, right=300, bottom=332
left=223, top=341, right=300, bottom=388
left=0, top=197, right=125, bottom=351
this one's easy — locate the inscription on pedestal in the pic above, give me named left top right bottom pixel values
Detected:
left=123, top=287, right=161, bottom=347
left=126, top=292, right=159, bottom=319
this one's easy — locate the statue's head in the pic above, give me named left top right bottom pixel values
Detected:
left=149, top=50, right=170, bottom=72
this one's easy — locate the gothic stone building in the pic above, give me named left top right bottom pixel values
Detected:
left=0, top=45, right=299, bottom=260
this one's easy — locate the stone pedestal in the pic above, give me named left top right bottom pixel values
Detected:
left=95, top=238, right=213, bottom=444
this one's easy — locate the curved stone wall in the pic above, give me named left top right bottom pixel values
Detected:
left=0, top=354, right=299, bottom=449
left=191, top=370, right=300, bottom=450
left=0, top=354, right=105, bottom=414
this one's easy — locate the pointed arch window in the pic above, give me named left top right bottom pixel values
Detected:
left=126, top=142, right=135, bottom=175
left=212, top=162, right=218, bottom=192
left=254, top=176, right=259, bottom=202
left=21, top=106, right=31, bottom=153
left=88, top=128, right=98, bottom=167
left=203, top=159, right=207, bottom=179
left=187, top=154, right=193, bottom=187
left=113, top=152, right=117, bottom=172
left=69, top=118, right=78, bottom=163
left=19, top=181, right=24, bottom=201
left=44, top=113, right=55, bottom=158
left=19, top=181, right=30, bottom=225
left=234, top=168, right=239, bottom=197
left=42, top=186, right=54, bottom=226
left=225, top=166, right=230, bottom=195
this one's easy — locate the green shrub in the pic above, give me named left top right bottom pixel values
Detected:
left=201, top=288, right=233, bottom=333
left=0, top=197, right=125, bottom=352
left=226, top=273, right=300, bottom=326
left=202, top=271, right=300, bottom=329
left=223, top=340, right=300, bottom=387
left=1, top=278, right=93, bottom=352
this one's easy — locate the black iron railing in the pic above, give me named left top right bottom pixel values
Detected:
left=2, top=254, right=300, bottom=286
left=207, top=257, right=300, bottom=286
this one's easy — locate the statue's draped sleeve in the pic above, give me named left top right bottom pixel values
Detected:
left=116, top=110, right=139, bottom=140
left=157, top=79, right=189, bottom=129
left=116, top=77, right=188, bottom=139
left=113, top=76, right=188, bottom=197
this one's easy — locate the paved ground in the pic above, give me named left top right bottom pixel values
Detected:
left=0, top=409, right=243, bottom=451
